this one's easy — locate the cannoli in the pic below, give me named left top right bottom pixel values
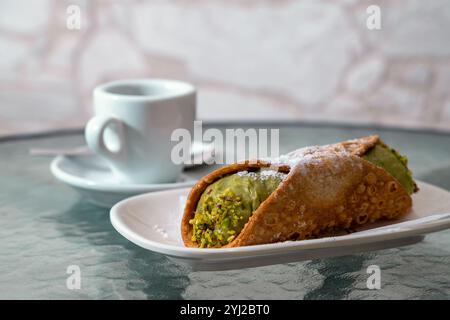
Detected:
left=181, top=135, right=418, bottom=248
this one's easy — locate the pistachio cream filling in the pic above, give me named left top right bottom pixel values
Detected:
left=362, top=142, right=416, bottom=195
left=189, top=170, right=287, bottom=248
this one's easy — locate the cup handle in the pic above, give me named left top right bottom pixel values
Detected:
left=85, top=115, right=126, bottom=165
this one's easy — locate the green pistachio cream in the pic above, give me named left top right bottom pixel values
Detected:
left=190, top=141, right=416, bottom=248
left=362, top=142, right=416, bottom=195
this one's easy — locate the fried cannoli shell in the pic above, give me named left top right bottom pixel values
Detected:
left=181, top=135, right=412, bottom=248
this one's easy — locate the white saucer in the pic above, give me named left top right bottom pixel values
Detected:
left=51, top=141, right=215, bottom=208
left=110, top=181, right=450, bottom=271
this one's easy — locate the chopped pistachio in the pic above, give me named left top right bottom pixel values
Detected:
left=190, top=170, right=287, bottom=248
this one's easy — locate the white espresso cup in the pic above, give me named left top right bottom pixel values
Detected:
left=85, top=79, right=196, bottom=184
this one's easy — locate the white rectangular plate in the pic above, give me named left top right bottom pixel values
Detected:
left=110, top=181, right=450, bottom=271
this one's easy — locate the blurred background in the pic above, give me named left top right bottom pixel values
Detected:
left=0, top=0, right=449, bottom=136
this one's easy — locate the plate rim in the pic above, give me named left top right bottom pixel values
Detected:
left=110, top=180, right=450, bottom=260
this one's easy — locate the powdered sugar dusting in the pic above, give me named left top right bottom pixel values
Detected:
left=267, top=142, right=364, bottom=177
left=153, top=224, right=169, bottom=239
left=274, top=144, right=342, bottom=163
left=236, top=169, right=287, bottom=181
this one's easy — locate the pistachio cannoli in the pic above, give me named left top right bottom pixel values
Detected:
left=181, top=135, right=417, bottom=248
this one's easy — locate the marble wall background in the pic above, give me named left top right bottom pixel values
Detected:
left=1, top=0, right=450, bottom=136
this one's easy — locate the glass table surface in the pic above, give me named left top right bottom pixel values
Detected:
left=1, top=123, right=449, bottom=299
